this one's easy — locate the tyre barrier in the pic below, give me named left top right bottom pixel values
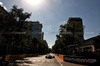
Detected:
left=55, top=53, right=64, bottom=61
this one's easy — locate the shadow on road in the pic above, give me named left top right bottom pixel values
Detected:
left=0, top=54, right=49, bottom=66
left=0, top=58, right=35, bottom=66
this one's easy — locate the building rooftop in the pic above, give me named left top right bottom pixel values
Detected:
left=0, top=5, right=8, bottom=15
left=84, top=35, right=100, bottom=42
left=67, top=17, right=82, bottom=24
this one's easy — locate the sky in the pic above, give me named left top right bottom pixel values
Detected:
left=0, top=0, right=100, bottom=48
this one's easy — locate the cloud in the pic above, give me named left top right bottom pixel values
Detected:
left=0, top=1, right=7, bottom=10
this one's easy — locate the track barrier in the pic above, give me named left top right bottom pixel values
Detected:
left=5, top=54, right=38, bottom=61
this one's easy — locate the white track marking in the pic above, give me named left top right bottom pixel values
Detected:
left=55, top=57, right=63, bottom=66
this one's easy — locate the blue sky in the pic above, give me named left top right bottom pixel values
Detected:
left=0, top=0, right=100, bottom=48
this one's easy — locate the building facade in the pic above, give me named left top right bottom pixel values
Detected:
left=0, top=6, right=8, bottom=15
left=67, top=17, right=84, bottom=42
left=0, top=6, right=9, bottom=45
left=27, top=21, right=44, bottom=41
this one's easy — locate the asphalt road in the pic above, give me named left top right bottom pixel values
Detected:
left=8, top=54, right=87, bottom=66
left=14, top=54, right=61, bottom=66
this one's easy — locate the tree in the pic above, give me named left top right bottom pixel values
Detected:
left=1, top=5, right=49, bottom=55
left=6, top=5, right=31, bottom=32
left=52, top=21, right=83, bottom=54
left=2, top=5, right=32, bottom=54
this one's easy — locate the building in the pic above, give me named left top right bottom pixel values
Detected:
left=0, top=5, right=9, bottom=45
left=0, top=5, right=8, bottom=15
left=27, top=21, right=44, bottom=41
left=42, top=40, right=48, bottom=47
left=80, top=35, right=100, bottom=53
left=67, top=17, right=84, bottom=42
left=83, top=35, right=100, bottom=45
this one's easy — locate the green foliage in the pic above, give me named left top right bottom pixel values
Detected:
left=0, top=5, right=49, bottom=55
left=52, top=21, right=82, bottom=54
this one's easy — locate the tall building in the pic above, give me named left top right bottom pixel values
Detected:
left=27, top=21, right=44, bottom=41
left=67, top=17, right=84, bottom=41
left=0, top=6, right=9, bottom=45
